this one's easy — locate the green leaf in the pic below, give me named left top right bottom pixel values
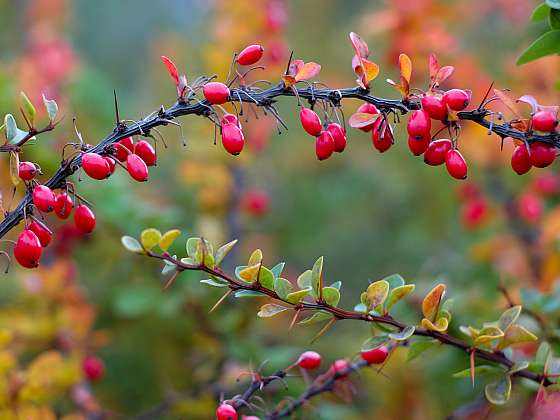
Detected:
left=201, top=238, right=215, bottom=268
left=386, top=284, right=415, bottom=311
left=365, top=280, right=389, bottom=310
left=159, top=229, right=181, bottom=251
left=498, top=306, right=521, bottom=332
left=200, top=278, right=228, bottom=287
left=474, top=327, right=504, bottom=346
left=485, top=376, right=512, bottom=405
left=298, top=311, right=332, bottom=325
left=388, top=325, right=415, bottom=341
left=214, top=239, right=237, bottom=265
left=322, top=287, right=341, bottom=307
left=407, top=339, right=437, bottom=361
left=497, top=324, right=538, bottom=350
left=162, top=259, right=177, bottom=275
left=248, top=249, right=263, bottom=266
left=361, top=335, right=389, bottom=351
left=532, top=3, right=551, bottom=21
left=186, top=237, right=201, bottom=258
left=270, top=262, right=285, bottom=278
left=453, top=365, right=503, bottom=378
left=141, top=228, right=162, bottom=250
left=274, top=277, right=293, bottom=300
left=311, top=256, right=324, bottom=297
left=42, top=94, right=58, bottom=122
left=384, top=274, right=405, bottom=289
left=546, top=0, right=560, bottom=9
left=297, top=270, right=313, bottom=289
left=258, top=303, right=288, bottom=318
left=286, top=287, right=311, bottom=304
left=258, top=266, right=275, bottom=290
left=114, top=285, right=160, bottom=317
left=354, top=303, right=368, bottom=312
left=234, top=290, right=267, bottom=298
left=536, top=342, right=551, bottom=364
left=550, top=8, right=560, bottom=29
left=330, top=281, right=342, bottom=290
left=4, top=114, right=17, bottom=142
left=20, top=92, right=36, bottom=126
left=517, top=30, right=560, bottom=65
left=121, top=236, right=144, bottom=253
left=509, top=361, right=529, bottom=374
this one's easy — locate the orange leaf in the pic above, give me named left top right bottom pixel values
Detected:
left=361, top=59, right=379, bottom=84
left=422, top=283, right=446, bottom=321
left=281, top=75, right=296, bottom=88
left=349, top=32, right=369, bottom=59
left=399, top=53, right=412, bottom=84
left=429, top=53, right=439, bottom=81
left=161, top=56, right=179, bottom=85
left=493, top=89, right=523, bottom=119
left=295, top=62, right=321, bottom=82
left=349, top=112, right=380, bottom=128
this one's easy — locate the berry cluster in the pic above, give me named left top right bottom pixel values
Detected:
left=299, top=107, right=347, bottom=160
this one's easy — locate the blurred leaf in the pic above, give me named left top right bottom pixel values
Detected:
left=532, top=3, right=550, bottom=21
left=114, top=285, right=160, bottom=317
left=550, top=8, right=560, bottom=28
left=258, top=267, right=275, bottom=290
left=421, top=317, right=449, bottom=332
left=215, top=239, right=237, bottom=265
left=322, top=287, right=340, bottom=307
left=422, top=284, right=446, bottom=321
left=202, top=238, right=215, bottom=268
left=248, top=249, right=263, bottom=266
left=121, top=236, right=144, bottom=253
left=161, top=55, right=180, bottom=85
left=474, top=327, right=504, bottom=346
left=159, top=229, right=181, bottom=251
left=286, top=287, right=311, bottom=304
left=162, top=259, right=176, bottom=275
left=485, top=376, right=512, bottom=405
left=42, top=94, right=58, bottom=122
left=509, top=361, right=529, bottom=374
left=20, top=92, right=36, bottom=126
left=295, top=62, right=321, bottom=82
left=354, top=303, right=368, bottom=312
left=9, top=152, right=19, bottom=186
left=536, top=342, right=551, bottom=364
left=200, top=278, right=228, bottom=288
left=453, top=365, right=503, bottom=378
left=386, top=284, right=415, bottom=311
left=4, top=114, right=17, bottom=142
left=546, top=0, right=560, bottom=9
left=270, top=262, right=285, bottom=278
left=238, top=264, right=260, bottom=283
left=517, top=31, right=560, bottom=65
left=274, top=277, right=293, bottom=300
left=498, top=324, right=538, bottom=350
left=186, top=237, right=201, bottom=258
left=399, top=53, right=412, bottom=84
left=384, top=274, right=405, bottom=289
left=299, top=311, right=332, bottom=325
left=365, top=280, right=389, bottom=310
left=330, top=281, right=342, bottom=290
left=407, top=339, right=437, bottom=361
left=141, top=228, right=162, bottom=250
left=389, top=326, right=415, bottom=341
left=234, top=290, right=267, bottom=298
left=498, top=306, right=521, bottom=332
left=361, top=335, right=389, bottom=351
left=312, top=257, right=324, bottom=297
left=258, top=304, right=288, bottom=318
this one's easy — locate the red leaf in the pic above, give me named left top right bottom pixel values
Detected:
left=494, top=89, right=523, bottom=119
left=434, top=66, right=454, bottom=86
left=349, top=32, right=369, bottom=59
left=349, top=112, right=380, bottom=128
left=429, top=53, right=439, bottom=81
left=161, top=56, right=179, bottom=85
left=287, top=59, right=304, bottom=77
left=295, top=62, right=321, bottom=82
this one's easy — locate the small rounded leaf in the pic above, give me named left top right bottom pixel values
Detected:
left=141, top=228, right=162, bottom=250
left=159, top=229, right=181, bottom=251
left=121, top=236, right=144, bottom=253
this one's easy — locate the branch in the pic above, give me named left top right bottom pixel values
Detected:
left=2, top=81, right=559, bottom=239
left=145, top=250, right=552, bottom=388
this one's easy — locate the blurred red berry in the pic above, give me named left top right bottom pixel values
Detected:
left=216, top=403, right=237, bottom=420
left=54, top=192, right=73, bottom=219
left=327, top=123, right=347, bottom=153
left=82, top=152, right=112, bottom=180
left=361, top=346, right=389, bottom=364
left=18, top=161, right=38, bottom=181
left=329, top=359, right=350, bottom=378
left=372, top=120, right=393, bottom=153
left=297, top=351, right=322, bottom=370
left=28, top=221, right=52, bottom=247
left=83, top=355, right=104, bottom=382
left=461, top=198, right=488, bottom=229
left=127, top=154, right=149, bottom=182
left=407, top=110, right=431, bottom=139
left=222, top=123, right=245, bottom=156
left=421, top=95, right=447, bottom=120
left=74, top=204, right=96, bottom=233
left=518, top=193, right=543, bottom=223
left=316, top=131, right=335, bottom=160
left=533, top=172, right=560, bottom=196
left=32, top=185, right=56, bottom=213
left=408, top=135, right=430, bottom=156
left=114, top=137, right=134, bottom=162
left=243, top=190, right=270, bottom=217
left=135, top=140, right=157, bottom=167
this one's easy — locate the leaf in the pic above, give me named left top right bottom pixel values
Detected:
left=422, top=284, right=446, bottom=321
left=434, top=66, right=454, bottom=86
left=281, top=75, right=296, bottom=88
left=258, top=304, right=289, bottom=318
left=428, top=53, right=439, bottom=81
left=4, top=114, right=17, bottom=142
left=399, top=53, right=412, bottom=84
left=550, top=8, right=560, bottom=29
left=9, top=152, right=20, bottom=186
left=20, top=92, right=36, bottom=126
left=546, top=0, right=560, bottom=9
left=311, top=256, right=323, bottom=297
left=297, top=270, right=313, bottom=289
left=474, top=327, right=504, bottom=346
left=330, top=281, right=342, bottom=290
left=536, top=342, right=552, bottom=364
left=234, top=290, right=267, bottom=298
left=361, top=335, right=389, bottom=351
left=248, top=249, right=263, bottom=266
left=349, top=32, right=369, bottom=58
left=348, top=112, right=380, bottom=128
left=322, top=287, right=341, bottom=307
left=365, top=280, right=389, bottom=310
left=485, top=376, right=512, bottom=405
left=453, top=365, right=503, bottom=378
left=517, top=30, right=560, bottom=65
left=421, top=317, right=449, bottom=332
left=214, top=239, right=237, bottom=265
left=386, top=284, right=415, bottom=311
left=407, top=340, right=437, bottom=361
left=361, top=58, right=380, bottom=84
left=295, top=62, right=321, bottom=82
left=158, top=229, right=181, bottom=251
left=498, top=306, right=522, bottom=332
left=286, top=287, right=311, bottom=304
left=384, top=274, right=405, bottom=289
left=121, top=236, right=144, bottom=253
left=389, top=326, right=415, bottom=341
left=532, top=3, right=550, bottom=21
left=509, top=361, right=529, bottom=374
left=497, top=324, right=538, bottom=350
left=258, top=266, right=275, bottom=290
left=186, top=237, right=201, bottom=258
left=354, top=303, right=368, bottom=312
left=298, top=311, right=332, bottom=325
left=200, top=278, right=228, bottom=287
left=238, top=264, right=261, bottom=283
left=274, top=277, right=293, bottom=300
left=42, top=94, right=58, bottom=122
left=271, top=262, right=285, bottom=278
left=493, top=89, right=524, bottom=119
left=141, top=228, right=162, bottom=251
left=518, top=95, right=539, bottom=113
left=161, top=56, right=180, bottom=85
left=162, top=259, right=176, bottom=275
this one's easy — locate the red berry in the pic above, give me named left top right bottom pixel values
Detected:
left=300, top=108, right=322, bottom=136
left=28, top=221, right=52, bottom=247
left=424, top=139, right=452, bottom=166
left=329, top=359, right=350, bottom=378
left=529, top=142, right=556, bottom=168
left=371, top=120, right=393, bottom=153
left=74, top=204, right=96, bottom=233
left=360, top=346, right=389, bottom=365
left=408, top=135, right=430, bottom=156
left=127, top=154, right=149, bottom=182
left=533, top=172, right=560, bottom=195
left=297, top=351, right=321, bottom=370
left=18, top=161, right=38, bottom=181
left=114, top=137, right=134, bottom=162
left=221, top=113, right=239, bottom=126
left=134, top=140, right=157, bottom=167
left=457, top=181, right=481, bottom=201
left=511, top=144, right=532, bottom=175
left=236, top=44, right=264, bottom=66
left=54, top=192, right=73, bottom=219
left=421, top=95, right=447, bottom=120
left=82, top=356, right=104, bottom=382
left=32, top=185, right=56, bottom=213
left=315, top=131, right=335, bottom=160
left=443, top=89, right=470, bottom=111
left=14, top=229, right=42, bottom=268
left=104, top=156, right=116, bottom=174
left=203, top=82, right=230, bottom=105
left=518, top=193, right=543, bottom=223
left=82, top=152, right=111, bottom=180
left=216, top=403, right=238, bottom=420
left=356, top=103, right=380, bottom=132
left=445, top=149, right=468, bottom=180
left=242, top=190, right=270, bottom=217
left=221, top=123, right=245, bottom=156
left=461, top=198, right=488, bottom=229
left=532, top=111, right=558, bottom=133
left=407, top=110, right=432, bottom=139
left=326, top=123, right=347, bottom=153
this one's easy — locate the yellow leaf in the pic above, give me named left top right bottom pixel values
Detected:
left=140, top=228, right=162, bottom=250
left=422, top=283, right=446, bottom=321
left=239, top=263, right=261, bottom=283
left=159, top=229, right=181, bottom=251
left=361, top=58, right=379, bottom=84
left=421, top=317, right=449, bottom=332
left=9, top=152, right=19, bottom=186
left=399, top=53, right=412, bottom=84
left=473, top=327, right=504, bottom=346
left=365, top=280, right=389, bottom=310
left=248, top=249, right=263, bottom=266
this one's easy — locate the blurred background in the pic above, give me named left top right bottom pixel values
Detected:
left=0, top=0, right=559, bottom=418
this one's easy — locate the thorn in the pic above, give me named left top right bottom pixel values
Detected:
left=289, top=309, right=300, bottom=331
left=310, top=317, right=336, bottom=344
left=163, top=271, right=179, bottom=290
left=210, top=289, right=232, bottom=313
left=114, top=90, right=121, bottom=125
left=285, top=50, right=294, bottom=76
left=470, top=349, right=476, bottom=388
